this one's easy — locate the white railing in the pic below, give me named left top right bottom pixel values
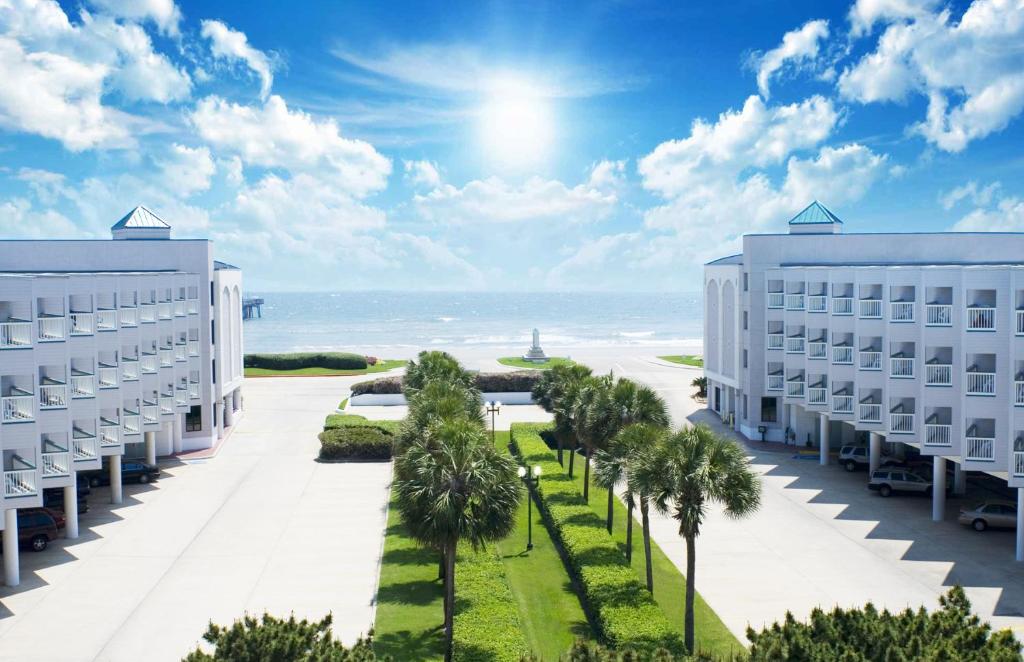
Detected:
left=832, top=395, right=854, bottom=414
left=967, top=307, right=996, bottom=331
left=767, top=374, right=784, bottom=391
left=1015, top=451, right=1024, bottom=477
left=187, top=300, right=199, bottom=315
left=966, top=372, right=995, bottom=395
left=859, top=403, right=882, bottom=423
left=122, top=361, right=139, bottom=382
left=807, top=387, right=827, bottom=405
left=160, top=397, right=175, bottom=415
left=123, top=414, right=141, bottom=435
left=174, top=301, right=186, bottom=317
left=768, top=292, right=784, bottom=309
left=926, top=304, right=952, bottom=326
left=120, top=307, right=138, bottom=328
left=188, top=340, right=200, bottom=357
left=158, top=302, right=172, bottom=320
left=175, top=388, right=188, bottom=407
left=70, top=374, right=95, bottom=398
left=39, top=384, right=67, bottom=409
left=890, top=412, right=914, bottom=434
left=69, top=312, right=94, bottom=335
left=890, top=357, right=914, bottom=378
left=98, top=366, right=118, bottom=388
left=859, top=351, right=882, bottom=370
left=160, top=349, right=173, bottom=367
left=1017, top=310, right=1024, bottom=336
left=142, top=405, right=159, bottom=424
left=924, top=424, right=952, bottom=447
left=0, top=321, right=32, bottom=348
left=808, top=342, right=827, bottom=359
left=139, top=304, right=156, bottom=323
left=926, top=364, right=952, bottom=386
left=890, top=302, right=915, bottom=322
left=832, top=297, right=853, bottom=315
left=141, top=354, right=158, bottom=374
left=966, top=437, right=994, bottom=461
left=767, top=334, right=784, bottom=350
left=100, top=424, right=120, bottom=447
left=96, top=309, right=118, bottom=331
left=73, top=436, right=98, bottom=461
left=830, top=346, right=853, bottom=365
left=786, top=381, right=805, bottom=398
left=786, top=337, right=805, bottom=354
left=808, top=295, right=827, bottom=313
left=175, top=344, right=187, bottom=362
left=2, top=395, right=34, bottom=422
left=859, top=299, right=882, bottom=319
left=188, top=382, right=200, bottom=399
left=1016, top=381, right=1024, bottom=406
left=785, top=294, right=805, bottom=311
left=37, top=316, right=65, bottom=341
left=41, top=451, right=70, bottom=477
left=4, top=469, right=37, bottom=497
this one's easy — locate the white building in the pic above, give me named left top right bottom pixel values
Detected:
left=704, top=201, right=1024, bottom=559
left=0, top=207, right=244, bottom=585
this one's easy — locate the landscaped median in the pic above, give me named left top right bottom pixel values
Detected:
left=244, top=352, right=406, bottom=377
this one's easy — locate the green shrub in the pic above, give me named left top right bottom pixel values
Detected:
left=323, top=415, right=401, bottom=435
left=350, top=372, right=541, bottom=397
left=244, top=353, right=367, bottom=371
left=452, top=544, right=530, bottom=662
left=509, top=424, right=684, bottom=655
left=318, top=426, right=393, bottom=461
left=560, top=638, right=706, bottom=661
left=351, top=376, right=403, bottom=396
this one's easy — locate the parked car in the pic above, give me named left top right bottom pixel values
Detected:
left=0, top=510, right=59, bottom=552
left=20, top=507, right=66, bottom=529
left=868, top=469, right=933, bottom=497
left=838, top=445, right=898, bottom=472
left=81, top=460, right=160, bottom=487
left=43, top=487, right=89, bottom=515
left=958, top=501, right=1017, bottom=531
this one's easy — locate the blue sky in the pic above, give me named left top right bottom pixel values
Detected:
left=1, top=0, right=1022, bottom=291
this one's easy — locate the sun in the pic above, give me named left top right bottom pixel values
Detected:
left=478, top=77, right=554, bottom=169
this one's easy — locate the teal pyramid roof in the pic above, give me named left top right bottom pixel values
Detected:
left=111, top=206, right=170, bottom=230
left=788, top=201, right=842, bottom=225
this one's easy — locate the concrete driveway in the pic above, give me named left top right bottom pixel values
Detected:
left=0, top=376, right=391, bottom=662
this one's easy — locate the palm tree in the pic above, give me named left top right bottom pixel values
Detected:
left=403, top=350, right=475, bottom=396
left=533, top=363, right=592, bottom=463
left=395, top=380, right=484, bottom=456
left=691, top=376, right=707, bottom=399
left=633, top=424, right=761, bottom=653
left=566, top=375, right=612, bottom=500
left=393, top=416, right=521, bottom=662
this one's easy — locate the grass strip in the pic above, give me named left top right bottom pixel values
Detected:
left=657, top=355, right=703, bottom=367
left=497, top=357, right=576, bottom=370
left=245, top=359, right=406, bottom=377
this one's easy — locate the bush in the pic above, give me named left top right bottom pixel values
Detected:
left=244, top=353, right=368, bottom=371
left=559, top=638, right=708, bottom=661
left=351, top=376, right=404, bottom=396
left=350, top=372, right=541, bottom=397
left=452, top=544, right=530, bottom=662
left=318, top=426, right=393, bottom=461
left=509, top=424, right=684, bottom=655
left=323, top=414, right=401, bottom=435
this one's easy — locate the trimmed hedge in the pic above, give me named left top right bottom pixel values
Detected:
left=452, top=544, right=530, bottom=662
left=351, top=371, right=541, bottom=397
left=323, top=414, right=401, bottom=435
left=245, top=352, right=367, bottom=371
left=317, top=425, right=393, bottom=461
left=509, top=423, right=685, bottom=656
left=351, top=376, right=404, bottom=396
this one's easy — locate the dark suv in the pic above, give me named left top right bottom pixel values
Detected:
left=81, top=460, right=160, bottom=487
left=0, top=510, right=59, bottom=552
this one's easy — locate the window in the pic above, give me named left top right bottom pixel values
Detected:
left=212, top=360, right=217, bottom=384
left=210, top=281, right=214, bottom=302
left=743, top=311, right=748, bottom=330
left=211, top=320, right=216, bottom=344
left=743, top=272, right=749, bottom=291
left=186, top=405, right=203, bottom=432
left=742, top=395, right=748, bottom=420
left=761, top=397, right=778, bottom=423
left=743, top=349, right=748, bottom=368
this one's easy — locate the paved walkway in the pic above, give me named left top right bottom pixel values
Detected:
left=0, top=376, right=391, bottom=662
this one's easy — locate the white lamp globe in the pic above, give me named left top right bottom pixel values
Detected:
left=517, top=466, right=527, bottom=478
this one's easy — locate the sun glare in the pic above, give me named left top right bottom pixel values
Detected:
left=478, top=77, right=553, bottom=168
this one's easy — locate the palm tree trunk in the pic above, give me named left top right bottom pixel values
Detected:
left=443, top=540, right=457, bottom=662
left=641, top=499, right=653, bottom=593
left=582, top=447, right=590, bottom=501
left=684, top=534, right=696, bottom=654
left=568, top=440, right=576, bottom=477
left=606, top=485, right=614, bottom=534
left=438, top=551, right=445, bottom=580
left=557, top=432, right=564, bottom=465
left=625, top=500, right=634, bottom=564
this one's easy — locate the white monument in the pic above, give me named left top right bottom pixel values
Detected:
left=522, top=328, right=549, bottom=363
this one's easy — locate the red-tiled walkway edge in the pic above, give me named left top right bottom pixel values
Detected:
left=170, top=413, right=242, bottom=461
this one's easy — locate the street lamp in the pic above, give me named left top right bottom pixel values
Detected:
left=517, top=464, right=542, bottom=551
left=486, top=400, right=501, bottom=444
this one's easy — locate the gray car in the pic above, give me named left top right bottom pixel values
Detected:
left=868, top=469, right=932, bottom=497
left=958, top=501, right=1017, bottom=531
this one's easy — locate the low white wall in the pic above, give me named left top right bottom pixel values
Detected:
left=350, top=391, right=535, bottom=407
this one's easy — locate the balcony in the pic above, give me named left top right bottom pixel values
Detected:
left=786, top=381, right=805, bottom=398
left=786, top=337, right=805, bottom=354
left=142, top=404, right=159, bottom=424
left=859, top=351, right=882, bottom=371
left=119, top=307, right=138, bottom=328
left=4, top=469, right=37, bottom=498
left=174, top=300, right=186, bottom=317
left=926, top=304, right=952, bottom=327
left=70, top=374, right=95, bottom=398
left=175, top=387, right=188, bottom=407
left=807, top=342, right=827, bottom=360
left=967, top=307, right=996, bottom=331
left=767, top=373, right=785, bottom=392
left=98, top=366, right=118, bottom=388
left=890, top=412, right=914, bottom=434
left=832, top=395, right=854, bottom=414
left=859, top=299, right=882, bottom=319
left=188, top=381, right=200, bottom=399
left=37, top=316, right=65, bottom=341
left=73, top=435, right=98, bottom=461
left=926, top=364, right=952, bottom=386
left=188, top=339, right=200, bottom=357
left=159, top=396, right=175, bottom=415
left=41, top=451, right=70, bottom=477
left=767, top=334, right=784, bottom=350
left=160, top=349, right=173, bottom=368
left=768, top=292, right=784, bottom=309
left=100, top=424, right=120, bottom=447
left=785, top=294, right=805, bottom=311
left=966, top=372, right=996, bottom=396
left=890, top=302, right=915, bottom=322
left=122, top=360, right=139, bottom=382
left=158, top=302, right=172, bottom=320
left=832, top=297, right=853, bottom=315
left=140, top=304, right=156, bottom=324
left=808, top=295, right=827, bottom=313
left=965, top=437, right=994, bottom=461
left=96, top=309, right=118, bottom=331
left=39, top=384, right=67, bottom=409
left=123, top=414, right=141, bottom=435
left=0, top=321, right=32, bottom=348
left=187, top=300, right=199, bottom=315
left=1017, top=381, right=1024, bottom=406
left=69, top=312, right=94, bottom=335
left=924, top=424, right=952, bottom=447
left=175, top=344, right=187, bottom=362
left=832, top=346, right=853, bottom=365
left=1017, top=310, right=1024, bottom=336
left=859, top=403, right=882, bottom=423
left=141, top=354, right=158, bottom=374
left=1015, top=451, right=1024, bottom=477
left=807, top=387, right=827, bottom=405
left=2, top=394, right=34, bottom=422
left=890, top=357, right=914, bottom=379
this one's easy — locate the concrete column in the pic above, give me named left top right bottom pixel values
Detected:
left=110, top=455, right=123, bottom=505
left=213, top=402, right=223, bottom=440
left=1017, top=488, right=1024, bottom=562
left=819, top=413, right=829, bottom=465
left=3, top=508, right=19, bottom=586
left=63, top=481, right=78, bottom=539
left=224, top=396, right=234, bottom=427
left=932, top=456, right=947, bottom=522
left=953, top=462, right=967, bottom=496
left=172, top=415, right=183, bottom=454
left=869, top=432, right=883, bottom=475
left=783, top=404, right=792, bottom=445
left=144, top=430, right=157, bottom=465
left=232, top=387, right=241, bottom=412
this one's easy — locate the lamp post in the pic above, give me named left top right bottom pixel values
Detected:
left=517, top=464, right=542, bottom=551
left=485, top=400, right=501, bottom=444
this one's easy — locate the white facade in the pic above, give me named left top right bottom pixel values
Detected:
left=0, top=208, right=244, bottom=584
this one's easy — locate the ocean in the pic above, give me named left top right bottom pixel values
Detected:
left=241, top=291, right=703, bottom=354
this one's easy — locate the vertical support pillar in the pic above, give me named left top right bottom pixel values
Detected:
left=224, top=396, right=234, bottom=428
left=3, top=508, right=19, bottom=587
left=214, top=402, right=223, bottom=440
left=869, top=432, right=882, bottom=475
left=144, top=430, right=157, bottom=466
left=932, top=456, right=947, bottom=522
left=783, top=404, right=792, bottom=445
left=1017, top=488, right=1024, bottom=562
left=172, top=415, right=183, bottom=454
left=110, top=454, right=123, bottom=505
left=953, top=462, right=967, bottom=496
left=232, top=388, right=241, bottom=413
left=63, top=481, right=79, bottom=539
left=819, top=413, right=829, bottom=465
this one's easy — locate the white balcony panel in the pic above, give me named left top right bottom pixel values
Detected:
left=926, top=364, right=952, bottom=386
left=122, top=415, right=141, bottom=435
left=924, top=424, right=951, bottom=447
left=890, top=413, right=914, bottom=434
left=0, top=321, right=32, bottom=348
left=832, top=395, right=854, bottom=414
left=1014, top=452, right=1024, bottom=477
left=39, top=384, right=67, bottom=409
left=100, top=425, right=120, bottom=447
left=69, top=312, right=94, bottom=335
left=73, top=436, right=98, bottom=461
left=807, top=342, right=827, bottom=360
left=859, top=351, right=882, bottom=371
left=926, top=305, right=952, bottom=326
left=890, top=302, right=915, bottom=322
left=807, top=387, right=827, bottom=405
left=767, top=334, right=784, bottom=350
left=70, top=375, right=95, bottom=398
left=832, top=297, right=853, bottom=315
left=768, top=292, right=784, bottom=309
left=786, top=337, right=805, bottom=354
left=890, top=358, right=914, bottom=379
left=785, top=294, right=805, bottom=311
left=859, top=403, right=882, bottom=423
left=808, top=295, right=827, bottom=313
left=859, top=299, right=882, bottom=319
left=96, top=309, right=117, bottom=331
left=786, top=381, right=805, bottom=398
left=967, top=307, right=995, bottom=331
left=119, top=307, right=138, bottom=328
left=965, top=372, right=995, bottom=396
left=38, top=316, right=65, bottom=341
left=4, top=469, right=37, bottom=497
left=41, top=451, right=70, bottom=477
left=966, top=437, right=994, bottom=461
left=2, top=395, right=34, bottom=422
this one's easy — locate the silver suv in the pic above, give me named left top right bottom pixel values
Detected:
left=838, top=445, right=870, bottom=472
left=868, top=469, right=932, bottom=497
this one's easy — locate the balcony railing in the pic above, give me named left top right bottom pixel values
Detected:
left=160, top=349, right=173, bottom=367
left=123, top=414, right=141, bottom=435
left=926, top=364, right=952, bottom=386
left=96, top=309, right=118, bottom=331
left=832, top=395, right=854, bottom=414
left=38, top=316, right=65, bottom=341
left=188, top=340, right=200, bottom=357
left=924, top=424, right=952, bottom=447
left=188, top=382, right=200, bottom=399
left=786, top=337, right=805, bottom=354
left=807, top=342, right=827, bottom=359
left=187, top=300, right=199, bottom=315
left=2, top=395, right=34, bottom=422
left=966, top=372, right=996, bottom=396
left=768, top=292, right=784, bottom=309
left=767, top=334, right=784, bottom=350
left=890, top=302, right=915, bottom=322
left=1017, top=310, right=1024, bottom=336
left=767, top=374, right=784, bottom=391
left=159, top=397, right=175, bottom=415
left=926, top=304, right=952, bottom=326
left=890, top=412, right=914, bottom=434
left=98, top=366, right=118, bottom=388
left=786, top=381, right=805, bottom=398
left=41, top=451, right=70, bottom=477
left=890, top=357, right=914, bottom=379
left=832, top=346, right=853, bottom=365
left=141, top=354, right=158, bottom=374
left=859, top=351, right=882, bottom=370
left=175, top=387, right=188, bottom=407
left=100, top=424, right=120, bottom=447
left=174, top=301, right=186, bottom=317
left=120, top=307, right=138, bottom=328
left=175, top=344, right=187, bottom=362
left=967, top=307, right=996, bottom=331
left=142, top=405, right=159, bottom=424
left=832, top=297, right=853, bottom=315
left=0, top=321, right=32, bottom=348
left=859, top=299, right=882, bottom=319
left=70, top=374, right=95, bottom=398
left=139, top=304, right=156, bottom=324
left=1016, top=381, right=1024, bottom=406
left=158, top=302, right=172, bottom=320
left=785, top=294, right=805, bottom=311
left=4, top=469, right=37, bottom=497
left=807, top=387, right=827, bottom=405
left=808, top=295, right=827, bottom=313
left=859, top=403, right=882, bottom=423
left=965, top=437, right=994, bottom=461
left=39, top=384, right=67, bottom=409
left=122, top=361, right=139, bottom=382
left=69, top=312, right=94, bottom=335
left=73, top=436, right=98, bottom=461
left=1015, top=451, right=1024, bottom=477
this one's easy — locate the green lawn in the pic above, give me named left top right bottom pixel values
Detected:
left=245, top=359, right=406, bottom=377
left=497, top=357, right=576, bottom=370
left=657, top=355, right=704, bottom=368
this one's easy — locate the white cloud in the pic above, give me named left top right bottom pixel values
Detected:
left=940, top=180, right=1001, bottom=210
left=200, top=19, right=273, bottom=99
left=753, top=19, right=830, bottom=98
left=389, top=232, right=484, bottom=284
left=190, top=95, right=392, bottom=196
left=86, top=15, right=191, bottom=102
left=545, top=232, right=641, bottom=289
left=848, top=0, right=939, bottom=36
left=155, top=144, right=215, bottom=197
left=0, top=197, right=78, bottom=237
left=951, top=189, right=1024, bottom=232
left=88, top=0, right=182, bottom=36
left=586, top=159, right=626, bottom=190
left=403, top=159, right=442, bottom=188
